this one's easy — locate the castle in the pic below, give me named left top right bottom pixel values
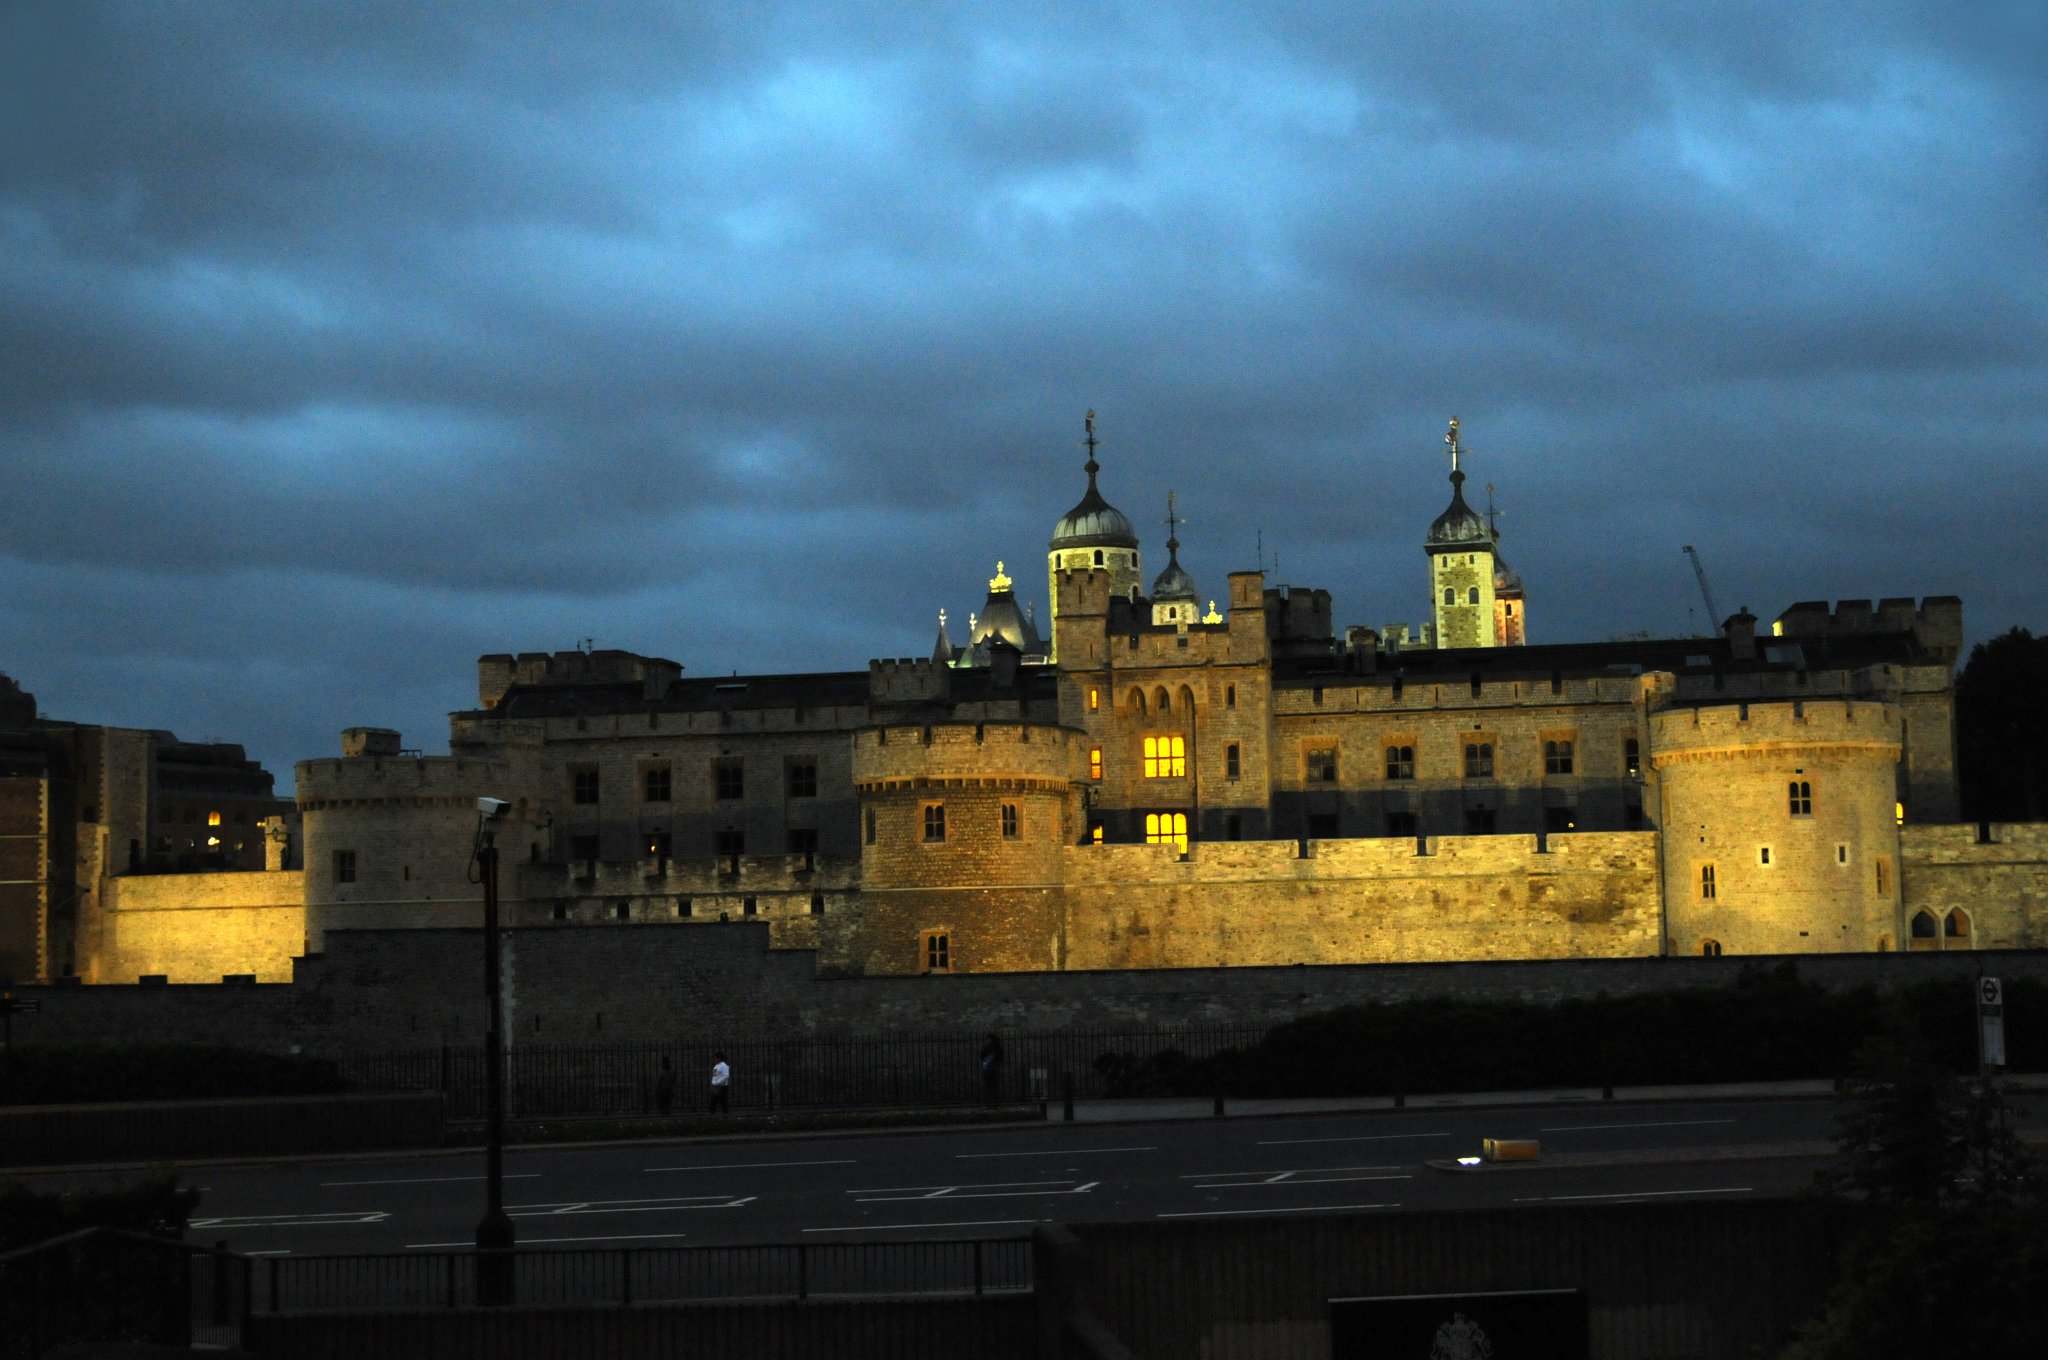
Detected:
left=12, top=417, right=2047, bottom=987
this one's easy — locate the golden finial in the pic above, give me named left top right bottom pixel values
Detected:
left=1202, top=600, right=1223, bottom=624
left=989, top=560, right=1012, bottom=592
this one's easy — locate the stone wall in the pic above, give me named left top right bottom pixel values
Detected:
left=1061, top=832, right=1662, bottom=969
left=10, top=922, right=2045, bottom=1053
left=1902, top=822, right=2048, bottom=950
left=91, top=870, right=306, bottom=983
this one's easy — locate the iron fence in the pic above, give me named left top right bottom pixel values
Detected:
left=0, top=1228, right=247, bottom=1359
left=253, top=1238, right=1033, bottom=1313
left=329, top=1026, right=1265, bottom=1121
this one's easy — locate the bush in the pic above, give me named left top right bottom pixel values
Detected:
left=1172, top=969, right=2044, bottom=1099
left=0, top=1044, right=349, bottom=1106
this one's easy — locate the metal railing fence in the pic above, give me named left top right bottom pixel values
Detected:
left=328, top=1026, right=1265, bottom=1121
left=253, top=1238, right=1032, bottom=1313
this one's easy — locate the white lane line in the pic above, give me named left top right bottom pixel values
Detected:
left=1178, top=1165, right=1402, bottom=1180
left=1191, top=1174, right=1412, bottom=1190
left=321, top=1173, right=542, bottom=1187
left=509, top=1195, right=754, bottom=1218
left=191, top=1212, right=388, bottom=1229
left=243, top=1250, right=292, bottom=1257
left=407, top=1231, right=695, bottom=1249
left=1538, top=1119, right=1739, bottom=1133
left=804, top=1219, right=1041, bottom=1234
left=1159, top=1202, right=1399, bottom=1219
left=646, top=1158, right=856, bottom=1172
left=957, top=1146, right=1158, bottom=1159
left=1513, top=1187, right=1754, bottom=1203
left=1259, top=1133, right=1451, bottom=1146
left=851, top=1179, right=1099, bottom=1203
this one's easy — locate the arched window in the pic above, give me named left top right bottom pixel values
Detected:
left=1944, top=909, right=1971, bottom=942
left=1094, top=549, right=1104, bottom=566
left=1788, top=781, right=1812, bottom=816
left=1178, top=684, right=1195, bottom=713
left=1144, top=812, right=1189, bottom=853
left=1443, top=587, right=1455, bottom=606
left=1910, top=910, right=1937, bottom=939
left=1129, top=688, right=1146, bottom=716
left=1155, top=687, right=1171, bottom=713
left=1700, top=939, right=1723, bottom=957
left=1468, top=587, right=1480, bottom=605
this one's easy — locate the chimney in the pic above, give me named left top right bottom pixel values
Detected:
left=1724, top=606, right=1758, bottom=663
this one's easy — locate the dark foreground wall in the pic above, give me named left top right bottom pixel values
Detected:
left=1060, top=1199, right=1845, bottom=1360
left=6, top=922, right=2046, bottom=1052
left=0, top=1092, right=444, bottom=1166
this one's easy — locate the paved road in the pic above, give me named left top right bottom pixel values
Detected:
left=21, top=1095, right=1881, bottom=1256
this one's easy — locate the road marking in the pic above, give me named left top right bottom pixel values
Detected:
left=320, top=1173, right=542, bottom=1187
left=509, top=1195, right=754, bottom=1217
left=407, top=1231, right=695, bottom=1248
left=1538, top=1119, right=1739, bottom=1133
left=1192, top=1173, right=1411, bottom=1189
left=804, top=1219, right=1042, bottom=1234
left=243, top=1250, right=292, bottom=1257
left=957, top=1146, right=1157, bottom=1159
left=1512, top=1187, right=1754, bottom=1203
left=848, top=1179, right=1100, bottom=1203
left=191, top=1212, right=388, bottom=1229
left=1159, top=1202, right=1399, bottom=1219
left=646, top=1158, right=856, bottom=1172
left=1179, top=1165, right=1403, bottom=1187
left=1258, top=1133, right=1450, bottom=1146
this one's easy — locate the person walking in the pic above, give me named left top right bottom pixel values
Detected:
left=708, top=1051, right=731, bottom=1114
left=979, top=1032, right=1005, bottom=1106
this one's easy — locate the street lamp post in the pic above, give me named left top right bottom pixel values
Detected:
left=471, top=800, right=515, bottom=1304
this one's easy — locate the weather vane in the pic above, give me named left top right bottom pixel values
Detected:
left=1164, top=491, right=1185, bottom=548
left=1083, top=409, right=1100, bottom=465
left=1445, top=417, right=1464, bottom=475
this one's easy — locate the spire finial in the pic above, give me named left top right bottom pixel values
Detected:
left=1484, top=481, right=1502, bottom=539
left=1164, top=490, right=1184, bottom=559
left=1445, top=417, right=1464, bottom=478
left=1082, top=409, right=1100, bottom=478
left=938, top=607, right=947, bottom=629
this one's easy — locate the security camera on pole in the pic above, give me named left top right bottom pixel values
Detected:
left=471, top=796, right=515, bottom=1303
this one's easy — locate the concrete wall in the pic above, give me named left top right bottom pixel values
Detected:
left=1062, top=832, right=1661, bottom=969
left=91, top=870, right=306, bottom=982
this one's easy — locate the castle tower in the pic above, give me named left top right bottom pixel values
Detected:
left=1485, top=484, right=1528, bottom=645
left=1427, top=419, right=1499, bottom=649
left=1149, top=492, right=1200, bottom=626
left=1047, top=410, right=1141, bottom=657
left=963, top=561, right=1044, bottom=662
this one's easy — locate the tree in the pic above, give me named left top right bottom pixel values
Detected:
left=1955, top=626, right=2048, bottom=822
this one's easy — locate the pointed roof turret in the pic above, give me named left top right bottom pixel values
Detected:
left=1427, top=417, right=1490, bottom=548
left=932, top=607, right=955, bottom=664
left=1150, top=490, right=1198, bottom=602
left=1050, top=409, right=1138, bottom=550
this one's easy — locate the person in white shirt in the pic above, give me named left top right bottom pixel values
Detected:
left=709, top=1052, right=731, bottom=1114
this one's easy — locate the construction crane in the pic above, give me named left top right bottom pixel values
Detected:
left=1682, top=545, right=1723, bottom=632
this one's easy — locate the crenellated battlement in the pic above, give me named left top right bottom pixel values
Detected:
left=1774, top=596, right=1963, bottom=662
left=852, top=720, right=1076, bottom=787
left=477, top=649, right=683, bottom=709
left=1649, top=698, right=1901, bottom=764
left=867, top=657, right=951, bottom=705
left=296, top=754, right=512, bottom=807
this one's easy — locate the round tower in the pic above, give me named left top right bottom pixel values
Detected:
left=1650, top=699, right=1905, bottom=957
left=847, top=721, right=1080, bottom=974
left=297, top=733, right=525, bottom=951
left=1047, top=410, right=1141, bottom=654
left=1427, top=418, right=1499, bottom=649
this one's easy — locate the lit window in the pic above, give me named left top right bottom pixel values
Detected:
left=1624, top=738, right=1641, bottom=777
left=207, top=811, right=222, bottom=827
left=1089, top=747, right=1103, bottom=780
left=922, top=929, right=951, bottom=973
left=1385, top=745, right=1415, bottom=780
left=1090, top=824, right=1104, bottom=844
left=1144, top=812, right=1189, bottom=853
left=923, top=804, right=946, bottom=842
left=647, top=832, right=672, bottom=860
left=1895, top=801, right=1905, bottom=826
left=1700, top=864, right=1717, bottom=900
left=1088, top=687, right=1100, bottom=711
left=1788, top=781, right=1811, bottom=816
left=1544, top=740, right=1574, bottom=775
left=1001, top=803, right=1019, bottom=838
left=1464, top=743, right=1494, bottom=778
left=1142, top=735, right=1186, bottom=778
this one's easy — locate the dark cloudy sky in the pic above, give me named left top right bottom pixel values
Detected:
left=4, top=3, right=2044, bottom=789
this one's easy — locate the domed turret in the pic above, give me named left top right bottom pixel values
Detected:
left=1427, top=418, right=1502, bottom=648
left=1150, top=491, right=1200, bottom=626
left=1046, top=411, right=1144, bottom=654
left=1427, top=473, right=1488, bottom=548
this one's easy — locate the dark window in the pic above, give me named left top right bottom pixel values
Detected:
left=1944, top=909, right=1970, bottom=939
left=743, top=896, right=757, bottom=917
left=552, top=901, right=568, bottom=921
left=1910, top=909, right=1936, bottom=938
left=715, top=828, right=743, bottom=858
left=714, top=760, right=744, bottom=801
left=1443, top=587, right=1455, bottom=606
left=1225, top=743, right=1241, bottom=780
left=1467, top=586, right=1480, bottom=604
left=1385, top=745, right=1415, bottom=780
left=614, top=900, right=630, bottom=921
left=1463, top=808, right=1497, bottom=834
left=643, top=766, right=671, bottom=802
left=1625, top=802, right=1645, bottom=830
left=1307, top=813, right=1339, bottom=839
left=1306, top=747, right=1337, bottom=783
left=1544, top=740, right=1574, bottom=775
left=786, top=758, right=818, bottom=799
left=1701, top=864, right=1717, bottom=899
left=1464, top=742, right=1494, bottom=778
left=1544, top=807, right=1576, bottom=833
left=333, top=849, right=356, bottom=884
left=787, top=827, right=819, bottom=856
left=1624, top=738, right=1641, bottom=776
left=1225, top=684, right=1236, bottom=709
left=1225, top=814, right=1242, bottom=841
left=810, top=892, right=825, bottom=915
left=678, top=897, right=692, bottom=917
left=1001, top=803, right=1019, bottom=838
left=863, top=808, right=877, bottom=845
left=572, top=768, right=599, bottom=804
left=1701, top=939, right=1723, bottom=957
left=923, top=804, right=946, bottom=842
left=571, top=834, right=599, bottom=866
left=1386, top=811, right=1418, bottom=837
left=924, top=930, right=950, bottom=972
left=1789, top=781, right=1812, bottom=816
